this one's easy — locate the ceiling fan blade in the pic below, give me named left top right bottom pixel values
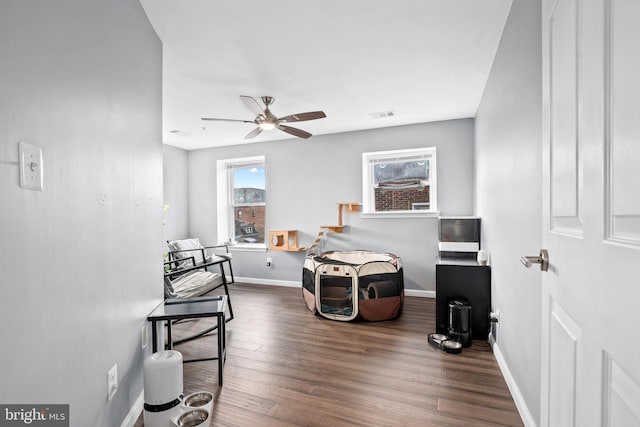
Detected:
left=278, top=111, right=326, bottom=123
left=240, top=95, right=265, bottom=117
left=245, top=127, right=263, bottom=139
left=201, top=117, right=255, bottom=123
left=277, top=124, right=312, bottom=139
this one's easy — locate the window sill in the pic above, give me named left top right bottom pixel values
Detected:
left=228, top=244, right=268, bottom=253
left=361, top=211, right=440, bottom=219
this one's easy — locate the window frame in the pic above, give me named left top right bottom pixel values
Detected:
left=216, top=155, right=267, bottom=251
left=361, top=147, right=438, bottom=218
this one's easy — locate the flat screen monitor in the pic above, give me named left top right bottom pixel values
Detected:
left=438, top=217, right=481, bottom=256
left=439, top=217, right=480, bottom=243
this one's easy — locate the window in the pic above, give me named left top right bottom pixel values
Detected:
left=217, top=156, right=266, bottom=249
left=362, top=147, right=437, bottom=216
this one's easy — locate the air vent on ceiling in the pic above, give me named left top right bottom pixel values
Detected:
left=369, top=111, right=395, bottom=119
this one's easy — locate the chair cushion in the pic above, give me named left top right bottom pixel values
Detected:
left=164, top=277, right=177, bottom=298
left=168, top=238, right=205, bottom=265
left=170, top=270, right=223, bottom=299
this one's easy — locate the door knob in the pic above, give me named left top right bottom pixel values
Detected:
left=520, top=249, right=549, bottom=271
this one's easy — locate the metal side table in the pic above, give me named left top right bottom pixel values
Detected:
left=148, top=295, right=227, bottom=386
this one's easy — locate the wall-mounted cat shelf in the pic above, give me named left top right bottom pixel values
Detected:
left=269, top=202, right=361, bottom=251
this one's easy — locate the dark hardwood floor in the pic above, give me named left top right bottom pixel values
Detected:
left=135, top=283, right=523, bottom=426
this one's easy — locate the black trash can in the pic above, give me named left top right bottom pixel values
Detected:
left=448, top=300, right=472, bottom=347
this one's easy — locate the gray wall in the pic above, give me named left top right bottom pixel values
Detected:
left=0, top=1, right=163, bottom=425
left=184, top=119, right=474, bottom=291
left=475, top=0, right=542, bottom=424
left=163, top=145, right=190, bottom=242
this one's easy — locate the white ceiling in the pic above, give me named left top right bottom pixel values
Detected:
left=140, top=0, right=513, bottom=150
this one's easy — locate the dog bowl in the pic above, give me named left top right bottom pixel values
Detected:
left=184, top=392, right=213, bottom=408
left=176, top=409, right=208, bottom=427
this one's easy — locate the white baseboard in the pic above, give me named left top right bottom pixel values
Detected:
left=120, top=391, right=144, bottom=427
left=234, top=278, right=435, bottom=297
left=490, top=338, right=537, bottom=427
left=404, top=289, right=435, bottom=298
left=234, top=277, right=301, bottom=287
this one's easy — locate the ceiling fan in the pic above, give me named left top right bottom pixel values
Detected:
left=201, top=95, right=326, bottom=140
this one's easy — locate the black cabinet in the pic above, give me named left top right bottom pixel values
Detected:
left=435, top=261, right=491, bottom=340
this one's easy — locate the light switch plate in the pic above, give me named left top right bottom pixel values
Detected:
left=19, top=141, right=43, bottom=191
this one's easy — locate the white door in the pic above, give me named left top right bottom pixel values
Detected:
left=541, top=0, right=640, bottom=425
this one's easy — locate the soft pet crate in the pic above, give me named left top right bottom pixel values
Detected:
left=302, top=250, right=404, bottom=321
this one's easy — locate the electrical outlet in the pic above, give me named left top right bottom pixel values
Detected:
left=266, top=257, right=272, bottom=267
left=107, top=364, right=118, bottom=401
left=489, top=311, right=501, bottom=342
left=141, top=324, right=147, bottom=350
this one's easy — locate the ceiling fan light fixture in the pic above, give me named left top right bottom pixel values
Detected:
left=258, top=121, right=277, bottom=131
